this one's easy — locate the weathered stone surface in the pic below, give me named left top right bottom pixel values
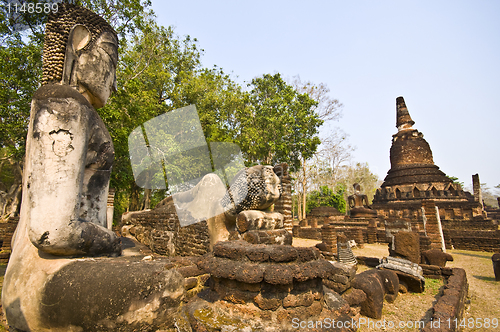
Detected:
left=213, top=240, right=248, bottom=260
left=377, top=256, right=425, bottom=293
left=264, top=264, right=295, bottom=285
left=323, top=278, right=350, bottom=294
left=377, top=269, right=400, bottom=303
left=177, top=264, right=205, bottom=278
left=39, top=257, right=185, bottom=331
left=236, top=210, right=284, bottom=232
left=222, top=165, right=281, bottom=221
left=2, top=4, right=193, bottom=331
left=323, top=288, right=348, bottom=311
left=397, top=271, right=425, bottom=293
left=241, top=229, right=292, bottom=245
left=294, top=246, right=320, bottom=262
left=282, top=292, right=314, bottom=308
left=212, top=279, right=259, bottom=304
left=254, top=293, right=282, bottom=310
left=421, top=249, right=454, bottom=267
left=351, top=270, right=385, bottom=319
left=330, top=260, right=358, bottom=280
left=268, top=245, right=298, bottom=262
left=422, top=268, right=468, bottom=332
left=356, top=256, right=381, bottom=267
left=293, top=260, right=333, bottom=282
left=234, top=262, right=265, bottom=284
left=246, top=244, right=271, bottom=262
left=185, top=277, right=199, bottom=290
left=389, top=231, right=420, bottom=264
left=341, top=288, right=367, bottom=307
left=493, top=253, right=500, bottom=281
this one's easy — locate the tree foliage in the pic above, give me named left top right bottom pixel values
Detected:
left=240, top=73, right=322, bottom=171
left=305, top=185, right=346, bottom=215
left=0, top=0, right=338, bottom=221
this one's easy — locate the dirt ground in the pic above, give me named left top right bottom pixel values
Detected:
left=0, top=240, right=497, bottom=331
left=293, top=238, right=500, bottom=331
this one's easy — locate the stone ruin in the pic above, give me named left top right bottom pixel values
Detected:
left=371, top=97, right=500, bottom=251
left=0, top=5, right=386, bottom=330
left=0, top=4, right=475, bottom=331
left=294, top=97, right=499, bottom=254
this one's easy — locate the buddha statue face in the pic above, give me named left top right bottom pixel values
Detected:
left=63, top=25, right=118, bottom=108
left=74, top=31, right=118, bottom=108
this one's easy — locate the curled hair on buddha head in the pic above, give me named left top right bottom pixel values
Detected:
left=41, top=3, right=117, bottom=86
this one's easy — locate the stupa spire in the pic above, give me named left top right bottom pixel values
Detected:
left=396, top=96, right=415, bottom=131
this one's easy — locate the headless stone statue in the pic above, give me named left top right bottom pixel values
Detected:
left=2, top=5, right=185, bottom=331
left=348, top=183, right=377, bottom=218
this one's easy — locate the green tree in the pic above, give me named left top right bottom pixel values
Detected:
left=337, top=162, right=381, bottom=205
left=0, top=0, right=157, bottom=219
left=0, top=8, right=44, bottom=219
left=305, top=185, right=346, bottom=215
left=447, top=176, right=464, bottom=188
left=239, top=73, right=323, bottom=171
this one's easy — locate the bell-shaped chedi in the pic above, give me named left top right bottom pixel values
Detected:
left=373, top=97, right=469, bottom=207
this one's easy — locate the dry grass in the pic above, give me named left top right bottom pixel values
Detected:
left=293, top=239, right=500, bottom=331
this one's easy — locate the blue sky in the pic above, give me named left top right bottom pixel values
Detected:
left=151, top=0, right=500, bottom=191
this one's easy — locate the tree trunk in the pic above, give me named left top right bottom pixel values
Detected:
left=143, top=188, right=151, bottom=210
left=297, top=193, right=302, bottom=221
left=129, top=183, right=142, bottom=211
left=301, top=159, right=307, bottom=220
left=0, top=159, right=23, bottom=221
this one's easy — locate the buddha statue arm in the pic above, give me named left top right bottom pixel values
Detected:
left=26, top=91, right=120, bottom=256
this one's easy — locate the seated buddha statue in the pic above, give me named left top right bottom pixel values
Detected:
left=348, top=183, right=377, bottom=218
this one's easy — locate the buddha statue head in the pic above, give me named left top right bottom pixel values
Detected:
left=42, top=3, right=118, bottom=108
left=222, top=165, right=281, bottom=221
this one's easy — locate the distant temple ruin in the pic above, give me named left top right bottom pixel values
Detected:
left=372, top=96, right=485, bottom=222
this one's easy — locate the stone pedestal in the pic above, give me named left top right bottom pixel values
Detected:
left=321, top=224, right=337, bottom=254
left=193, top=240, right=358, bottom=331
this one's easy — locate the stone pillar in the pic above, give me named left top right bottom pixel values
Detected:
left=107, top=188, right=115, bottom=230
left=472, top=174, right=484, bottom=209
left=310, top=218, right=318, bottom=228
left=492, top=253, right=500, bottom=281
left=321, top=224, right=337, bottom=254
left=273, top=163, right=293, bottom=234
left=422, top=200, right=446, bottom=251
left=367, top=218, right=377, bottom=244
left=389, top=231, right=420, bottom=264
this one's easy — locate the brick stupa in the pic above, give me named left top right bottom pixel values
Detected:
left=372, top=97, right=483, bottom=221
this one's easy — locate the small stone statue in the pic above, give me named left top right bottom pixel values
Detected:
left=348, top=183, right=377, bottom=218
